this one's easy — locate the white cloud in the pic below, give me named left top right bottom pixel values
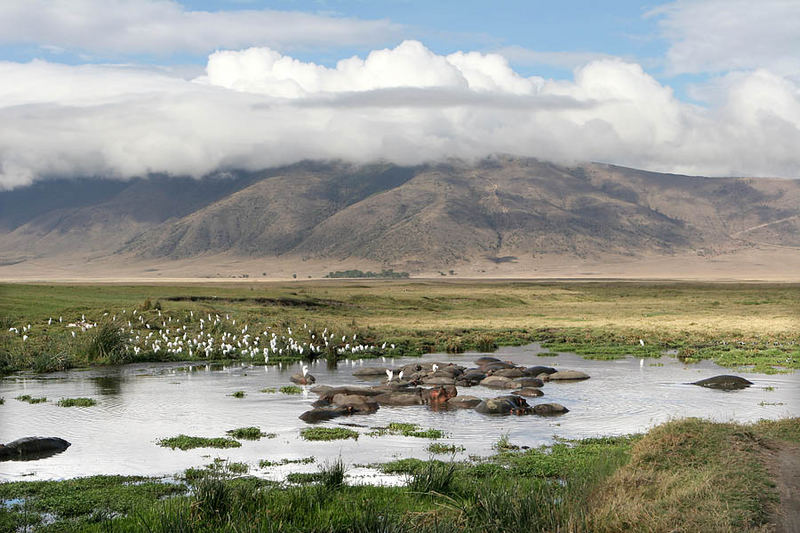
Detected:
left=1, top=41, right=799, bottom=189
left=0, top=0, right=400, bottom=56
left=649, top=0, right=800, bottom=76
left=495, top=45, right=618, bottom=71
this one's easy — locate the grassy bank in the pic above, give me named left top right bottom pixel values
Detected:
left=1, top=418, right=797, bottom=532
left=0, top=281, right=798, bottom=375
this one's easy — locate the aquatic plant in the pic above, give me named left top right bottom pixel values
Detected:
left=230, top=390, right=246, bottom=398
left=15, top=394, right=46, bottom=404
left=369, top=422, right=445, bottom=439
left=57, top=397, right=97, bottom=407
left=300, top=427, right=359, bottom=441
left=259, top=457, right=315, bottom=468
left=226, top=427, right=270, bottom=440
left=260, top=387, right=277, bottom=393
left=280, top=385, right=302, bottom=394
left=427, top=443, right=466, bottom=454
left=408, top=460, right=458, bottom=495
left=85, top=321, right=125, bottom=362
left=158, top=435, right=241, bottom=451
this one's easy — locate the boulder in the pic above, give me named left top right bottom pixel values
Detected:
left=547, top=370, right=590, bottom=381
left=691, top=375, right=753, bottom=390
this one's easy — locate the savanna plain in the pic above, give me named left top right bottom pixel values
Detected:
left=1, top=280, right=798, bottom=532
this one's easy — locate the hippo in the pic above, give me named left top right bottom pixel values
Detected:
left=516, top=387, right=544, bottom=397
left=482, top=361, right=517, bottom=371
left=474, top=356, right=502, bottom=366
left=490, top=367, right=525, bottom=378
left=299, top=406, right=352, bottom=423
left=458, top=369, right=487, bottom=385
left=532, top=403, right=569, bottom=416
left=547, top=370, right=590, bottom=381
left=0, top=437, right=71, bottom=461
left=372, top=391, right=425, bottom=406
left=523, top=366, right=557, bottom=376
left=446, top=396, right=482, bottom=409
left=514, top=377, right=544, bottom=388
left=330, top=394, right=379, bottom=414
left=422, top=376, right=456, bottom=385
left=480, top=376, right=521, bottom=389
left=475, top=395, right=532, bottom=415
left=352, top=367, right=389, bottom=378
left=691, top=375, right=753, bottom=390
left=289, top=366, right=316, bottom=385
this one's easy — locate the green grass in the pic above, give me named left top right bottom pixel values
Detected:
left=369, top=422, right=445, bottom=439
left=2, top=418, right=797, bottom=532
left=2, top=281, right=797, bottom=376
left=57, top=397, right=97, bottom=407
left=225, top=427, right=272, bottom=440
left=230, top=390, right=246, bottom=398
left=279, top=385, right=302, bottom=394
left=427, top=443, right=466, bottom=454
left=300, top=427, right=359, bottom=441
left=260, top=387, right=277, bottom=393
left=15, top=394, right=46, bottom=404
left=157, top=435, right=242, bottom=451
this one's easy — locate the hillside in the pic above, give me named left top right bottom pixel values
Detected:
left=0, top=156, right=798, bottom=278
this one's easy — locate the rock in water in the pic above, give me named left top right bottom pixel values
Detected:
left=691, top=375, right=753, bottom=390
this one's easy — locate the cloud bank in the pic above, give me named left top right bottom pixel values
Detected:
left=1, top=40, right=799, bottom=189
left=0, top=0, right=400, bottom=56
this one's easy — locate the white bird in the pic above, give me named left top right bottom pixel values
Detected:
left=386, top=369, right=394, bottom=381
left=432, top=364, right=439, bottom=373
left=639, top=339, right=645, bottom=346
left=398, top=370, right=404, bottom=381
left=302, top=365, right=309, bottom=377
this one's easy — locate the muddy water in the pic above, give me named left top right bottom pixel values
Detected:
left=1, top=343, right=797, bottom=482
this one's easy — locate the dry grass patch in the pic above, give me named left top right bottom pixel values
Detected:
left=586, top=418, right=782, bottom=532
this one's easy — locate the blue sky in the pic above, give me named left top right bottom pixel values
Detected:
left=0, top=0, right=798, bottom=186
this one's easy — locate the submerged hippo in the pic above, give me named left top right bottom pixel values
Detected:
left=299, top=406, right=352, bottom=423
left=531, top=403, right=569, bottom=416
left=691, top=375, right=753, bottom=391
left=546, top=370, right=590, bottom=381
left=289, top=365, right=316, bottom=385
left=475, top=395, right=532, bottom=415
left=0, top=437, right=71, bottom=460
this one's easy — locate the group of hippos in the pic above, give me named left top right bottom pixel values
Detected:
left=293, top=356, right=756, bottom=424
left=295, top=356, right=590, bottom=423
left=1, top=358, right=754, bottom=460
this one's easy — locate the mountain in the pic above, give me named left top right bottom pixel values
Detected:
left=1, top=156, right=798, bottom=277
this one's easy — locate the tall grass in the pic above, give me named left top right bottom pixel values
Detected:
left=85, top=322, right=126, bottom=362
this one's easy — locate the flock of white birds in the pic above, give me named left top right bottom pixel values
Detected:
left=8, top=308, right=397, bottom=362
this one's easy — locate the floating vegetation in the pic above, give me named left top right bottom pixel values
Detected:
left=300, top=427, right=358, bottom=441
left=259, top=457, right=315, bottom=468
left=279, top=385, right=302, bottom=394
left=15, top=394, right=46, bottom=404
left=537, top=351, right=560, bottom=357
left=368, top=422, right=444, bottom=439
left=260, top=387, right=277, bottom=393
left=158, top=435, right=241, bottom=451
left=493, top=433, right=520, bottom=452
left=57, top=397, right=97, bottom=407
left=427, top=443, right=466, bottom=454
left=230, top=390, right=246, bottom=398
left=225, top=427, right=272, bottom=440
